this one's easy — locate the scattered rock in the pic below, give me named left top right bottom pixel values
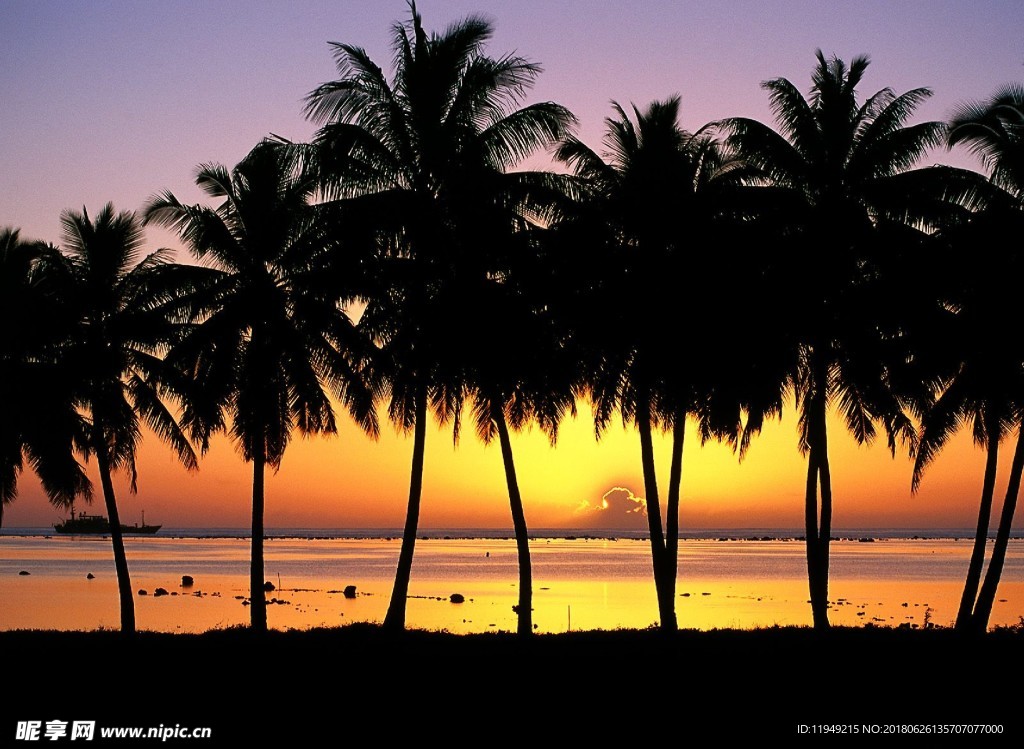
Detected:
left=138, top=590, right=148, bottom=596
left=86, top=573, right=95, bottom=580
left=153, top=587, right=169, bottom=597
left=450, top=593, right=465, bottom=604
left=18, top=571, right=30, bottom=576
left=181, top=575, right=194, bottom=587
left=264, top=581, right=275, bottom=592
left=343, top=585, right=357, bottom=599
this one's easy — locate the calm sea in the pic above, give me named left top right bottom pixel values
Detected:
left=2, top=528, right=1022, bottom=634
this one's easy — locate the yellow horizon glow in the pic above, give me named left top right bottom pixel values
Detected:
left=7, top=400, right=1018, bottom=530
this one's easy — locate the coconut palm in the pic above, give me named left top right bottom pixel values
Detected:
left=145, top=140, right=379, bottom=633
left=57, top=205, right=199, bottom=634
left=909, top=177, right=1024, bottom=629
left=555, top=97, right=779, bottom=632
left=1, top=228, right=90, bottom=526
left=722, top=52, right=951, bottom=628
left=460, top=246, right=578, bottom=635
left=304, top=2, right=574, bottom=631
left=945, top=85, right=1024, bottom=632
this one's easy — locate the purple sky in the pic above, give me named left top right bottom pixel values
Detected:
left=2, top=1, right=1023, bottom=529
left=2, top=0, right=1021, bottom=253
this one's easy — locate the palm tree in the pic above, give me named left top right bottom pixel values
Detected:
left=303, top=2, right=574, bottom=631
left=911, top=196, right=1024, bottom=630
left=945, top=85, right=1024, bottom=632
left=57, top=205, right=199, bottom=634
left=145, top=141, right=379, bottom=633
left=555, top=97, right=778, bottom=632
left=722, top=52, right=949, bottom=629
left=1, top=228, right=90, bottom=526
left=460, top=250, right=578, bottom=635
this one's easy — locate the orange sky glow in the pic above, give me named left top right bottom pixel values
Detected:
left=7, top=399, right=1017, bottom=530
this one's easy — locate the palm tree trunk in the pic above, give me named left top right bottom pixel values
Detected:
left=956, top=427, right=999, bottom=629
left=250, top=449, right=267, bottom=633
left=495, top=408, right=532, bottom=636
left=384, top=384, right=428, bottom=632
left=637, top=389, right=674, bottom=632
left=970, top=425, right=1024, bottom=632
left=96, top=449, right=135, bottom=635
left=804, top=438, right=825, bottom=628
left=817, top=416, right=833, bottom=620
left=805, top=387, right=830, bottom=630
left=665, top=411, right=685, bottom=609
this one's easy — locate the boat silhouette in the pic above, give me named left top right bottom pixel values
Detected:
left=54, top=508, right=161, bottom=535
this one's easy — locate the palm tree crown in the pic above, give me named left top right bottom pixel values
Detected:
left=1, top=228, right=90, bottom=525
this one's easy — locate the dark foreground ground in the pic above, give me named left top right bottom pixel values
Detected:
left=2, top=624, right=1021, bottom=745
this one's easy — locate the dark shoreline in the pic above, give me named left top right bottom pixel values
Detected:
left=2, top=625, right=1021, bottom=744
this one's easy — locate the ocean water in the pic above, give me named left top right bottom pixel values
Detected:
left=1, top=529, right=1022, bottom=633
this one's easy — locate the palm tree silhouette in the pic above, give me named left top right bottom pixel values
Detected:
left=304, top=2, right=574, bottom=631
left=145, top=141, right=379, bottom=632
left=722, top=52, right=946, bottom=628
left=57, top=205, right=199, bottom=634
left=555, top=97, right=773, bottom=631
left=945, top=85, right=1024, bottom=631
left=909, top=173, right=1024, bottom=629
left=1, top=228, right=90, bottom=526
left=460, top=251, right=578, bottom=635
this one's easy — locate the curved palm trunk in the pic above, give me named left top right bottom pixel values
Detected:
left=495, top=409, right=532, bottom=636
left=96, top=450, right=135, bottom=634
left=250, top=450, right=267, bottom=633
left=637, top=390, right=675, bottom=632
left=956, top=427, right=999, bottom=629
left=384, top=385, right=428, bottom=631
left=805, top=386, right=831, bottom=630
left=665, top=412, right=685, bottom=592
left=971, top=425, right=1024, bottom=632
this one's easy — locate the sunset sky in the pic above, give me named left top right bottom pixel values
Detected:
left=2, top=1, right=1022, bottom=529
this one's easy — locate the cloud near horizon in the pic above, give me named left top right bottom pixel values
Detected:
left=575, top=486, right=648, bottom=530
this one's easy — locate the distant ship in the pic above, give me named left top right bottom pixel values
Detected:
left=54, top=509, right=161, bottom=535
